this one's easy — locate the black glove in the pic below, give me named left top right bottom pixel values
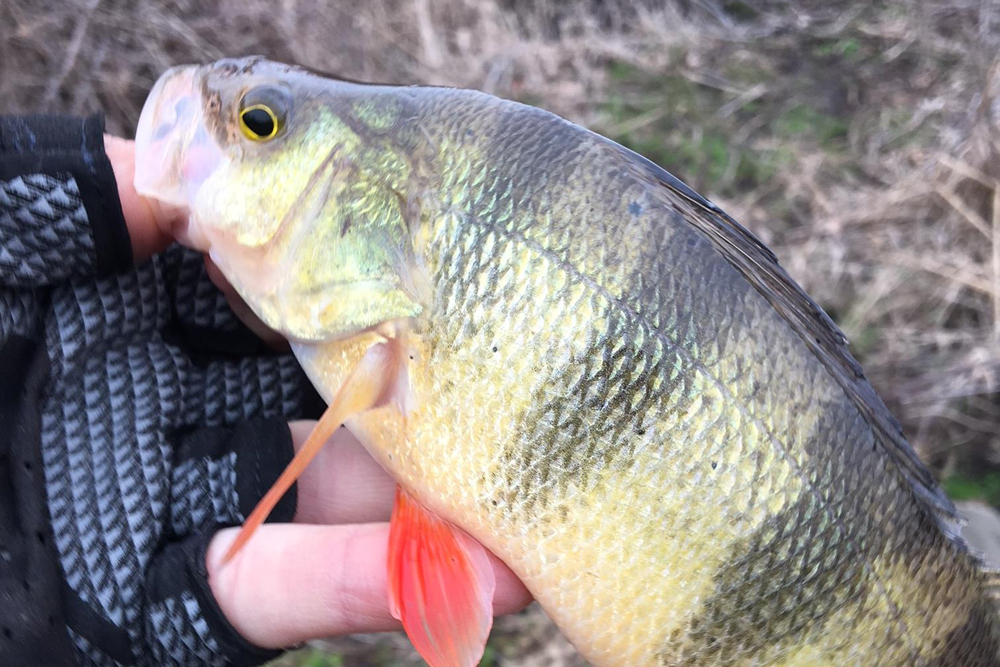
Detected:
left=0, top=114, right=323, bottom=666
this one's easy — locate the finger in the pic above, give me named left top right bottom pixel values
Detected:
left=290, top=420, right=397, bottom=526
left=104, top=134, right=179, bottom=262
left=207, top=523, right=533, bottom=649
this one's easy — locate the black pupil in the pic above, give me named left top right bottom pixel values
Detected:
left=243, top=108, right=275, bottom=137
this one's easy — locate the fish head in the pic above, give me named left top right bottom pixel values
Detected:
left=135, top=57, right=426, bottom=341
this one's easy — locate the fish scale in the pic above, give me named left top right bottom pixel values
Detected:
left=135, top=57, right=1000, bottom=667
left=413, top=96, right=981, bottom=666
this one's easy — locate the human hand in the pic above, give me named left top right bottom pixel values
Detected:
left=87, top=135, right=531, bottom=658
left=208, top=422, right=532, bottom=650
left=103, top=134, right=176, bottom=263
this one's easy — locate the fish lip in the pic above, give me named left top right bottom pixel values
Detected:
left=134, top=64, right=198, bottom=206
left=134, top=63, right=223, bottom=251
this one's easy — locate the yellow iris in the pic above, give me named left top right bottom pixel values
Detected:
left=240, top=104, right=279, bottom=141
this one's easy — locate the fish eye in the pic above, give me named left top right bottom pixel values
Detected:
left=240, top=105, right=277, bottom=140
left=238, top=86, right=291, bottom=142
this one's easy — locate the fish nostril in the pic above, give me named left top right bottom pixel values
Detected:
left=151, top=121, right=175, bottom=142
left=151, top=97, right=192, bottom=141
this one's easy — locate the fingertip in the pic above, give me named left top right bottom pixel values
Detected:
left=207, top=524, right=397, bottom=649
left=490, top=555, right=534, bottom=616
left=105, top=134, right=174, bottom=262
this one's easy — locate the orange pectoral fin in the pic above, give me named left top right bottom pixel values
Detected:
left=388, top=487, right=496, bottom=667
left=224, top=339, right=404, bottom=563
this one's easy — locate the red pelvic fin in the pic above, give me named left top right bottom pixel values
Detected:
left=388, top=487, right=496, bottom=667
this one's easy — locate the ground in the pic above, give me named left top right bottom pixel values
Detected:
left=3, top=1, right=1000, bottom=664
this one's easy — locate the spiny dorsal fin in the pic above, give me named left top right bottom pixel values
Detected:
left=610, top=141, right=959, bottom=526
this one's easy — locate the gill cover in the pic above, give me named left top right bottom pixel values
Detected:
left=134, top=58, right=425, bottom=342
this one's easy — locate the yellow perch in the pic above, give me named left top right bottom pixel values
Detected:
left=134, top=57, right=1000, bottom=667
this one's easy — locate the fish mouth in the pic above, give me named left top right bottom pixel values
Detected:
left=134, top=64, right=225, bottom=251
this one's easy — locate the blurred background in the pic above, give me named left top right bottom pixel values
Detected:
left=2, top=0, right=999, bottom=664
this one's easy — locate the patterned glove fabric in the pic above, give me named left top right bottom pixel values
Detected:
left=0, top=115, right=324, bottom=666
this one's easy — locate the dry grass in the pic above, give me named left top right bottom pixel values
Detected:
left=4, top=0, right=1000, bottom=664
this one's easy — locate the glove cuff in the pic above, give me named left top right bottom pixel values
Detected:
left=0, top=114, right=132, bottom=278
left=169, top=418, right=298, bottom=538
left=145, top=533, right=288, bottom=666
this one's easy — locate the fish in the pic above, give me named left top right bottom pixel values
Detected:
left=133, top=56, right=1000, bottom=667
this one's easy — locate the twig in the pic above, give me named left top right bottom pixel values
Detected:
left=938, top=154, right=1000, bottom=190
left=936, top=186, right=993, bottom=239
left=690, top=0, right=734, bottom=29
left=607, top=104, right=672, bottom=136
left=878, top=98, right=942, bottom=149
left=994, top=185, right=1000, bottom=342
left=883, top=34, right=917, bottom=64
left=42, top=0, right=101, bottom=109
left=678, top=68, right=744, bottom=95
left=715, top=82, right=768, bottom=119
left=808, top=3, right=866, bottom=39
left=889, top=252, right=993, bottom=297
left=414, top=0, right=442, bottom=70
left=482, top=56, right=512, bottom=96
left=924, top=406, right=1000, bottom=435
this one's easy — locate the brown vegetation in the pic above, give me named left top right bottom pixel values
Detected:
left=4, top=0, right=1000, bottom=663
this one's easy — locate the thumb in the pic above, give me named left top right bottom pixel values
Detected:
left=206, top=523, right=533, bottom=649
left=105, top=135, right=184, bottom=262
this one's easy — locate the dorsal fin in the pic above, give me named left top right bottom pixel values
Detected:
left=980, top=566, right=1000, bottom=614
left=610, top=140, right=959, bottom=526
